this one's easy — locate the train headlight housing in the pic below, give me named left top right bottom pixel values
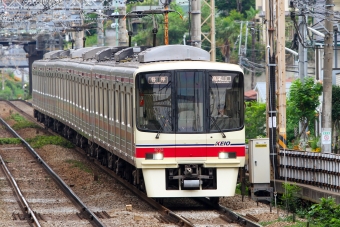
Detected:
left=218, top=152, right=236, bottom=159
left=145, top=152, right=164, bottom=160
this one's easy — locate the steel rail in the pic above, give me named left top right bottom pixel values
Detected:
left=0, top=101, right=106, bottom=227
left=195, top=197, right=262, bottom=227
left=0, top=155, right=41, bottom=227
left=75, top=146, right=195, bottom=227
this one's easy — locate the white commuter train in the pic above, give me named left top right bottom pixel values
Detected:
left=32, top=45, right=245, bottom=201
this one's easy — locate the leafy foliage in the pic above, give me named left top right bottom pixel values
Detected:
left=245, top=101, right=266, bottom=140
left=281, top=183, right=301, bottom=214
left=332, top=85, right=340, bottom=122
left=84, top=34, right=98, bottom=47
left=0, top=71, right=26, bottom=100
left=26, top=135, right=74, bottom=149
left=0, top=138, right=21, bottom=145
left=307, top=197, right=340, bottom=226
left=215, top=0, right=255, bottom=16
left=288, top=77, right=322, bottom=139
left=132, top=3, right=187, bottom=46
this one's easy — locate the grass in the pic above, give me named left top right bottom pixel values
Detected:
left=65, top=159, right=92, bottom=173
left=0, top=138, right=21, bottom=145
left=26, top=135, right=74, bottom=149
left=8, top=113, right=39, bottom=130
left=260, top=214, right=317, bottom=227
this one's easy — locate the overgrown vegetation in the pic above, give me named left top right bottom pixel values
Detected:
left=245, top=101, right=266, bottom=141
left=26, top=135, right=74, bottom=149
left=0, top=138, right=21, bottom=145
left=0, top=70, right=27, bottom=100
left=307, top=197, right=340, bottom=226
left=65, top=159, right=92, bottom=173
left=287, top=77, right=322, bottom=143
left=9, top=113, right=39, bottom=130
left=281, top=183, right=301, bottom=214
left=259, top=183, right=340, bottom=227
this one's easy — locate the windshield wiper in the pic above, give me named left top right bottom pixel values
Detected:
left=155, top=124, right=163, bottom=139
left=210, top=117, right=226, bottom=138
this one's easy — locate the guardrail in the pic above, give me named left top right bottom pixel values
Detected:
left=278, top=150, right=340, bottom=193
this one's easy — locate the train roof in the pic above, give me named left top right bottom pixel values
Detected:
left=42, top=45, right=210, bottom=63
left=37, top=45, right=243, bottom=74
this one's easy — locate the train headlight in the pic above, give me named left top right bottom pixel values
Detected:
left=145, top=152, right=164, bottom=160
left=218, top=152, right=236, bottom=159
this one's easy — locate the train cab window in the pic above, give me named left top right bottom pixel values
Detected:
left=176, top=71, right=204, bottom=132
left=208, top=72, right=244, bottom=131
left=136, top=72, right=173, bottom=132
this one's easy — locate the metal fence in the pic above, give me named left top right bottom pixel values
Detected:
left=278, top=150, right=340, bottom=193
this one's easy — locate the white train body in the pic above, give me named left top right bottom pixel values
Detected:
left=33, top=45, right=245, bottom=198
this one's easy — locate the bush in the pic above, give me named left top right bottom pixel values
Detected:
left=307, top=197, right=340, bottom=226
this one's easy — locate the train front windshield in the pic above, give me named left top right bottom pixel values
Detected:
left=136, top=70, right=244, bottom=133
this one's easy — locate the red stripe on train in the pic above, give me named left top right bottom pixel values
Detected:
left=135, top=146, right=245, bottom=158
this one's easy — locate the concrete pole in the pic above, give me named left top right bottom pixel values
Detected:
left=210, top=0, right=215, bottom=61
left=118, top=7, right=127, bottom=46
left=190, top=0, right=201, bottom=47
left=298, top=15, right=308, bottom=142
left=97, top=10, right=105, bottom=47
left=322, top=0, right=334, bottom=153
left=298, top=15, right=307, bottom=82
left=244, top=21, right=249, bottom=56
left=276, top=0, right=287, bottom=150
left=2, top=68, right=4, bottom=91
left=238, top=21, right=243, bottom=66
left=251, top=22, right=255, bottom=89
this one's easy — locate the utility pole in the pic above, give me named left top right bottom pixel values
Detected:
left=200, top=0, right=216, bottom=61
left=97, top=10, right=105, bottom=46
left=276, top=0, right=287, bottom=151
left=265, top=0, right=279, bottom=180
left=190, top=0, right=201, bottom=48
left=298, top=15, right=307, bottom=82
left=238, top=21, right=243, bottom=66
left=118, top=7, right=127, bottom=46
left=251, top=20, right=256, bottom=89
left=322, top=0, right=334, bottom=153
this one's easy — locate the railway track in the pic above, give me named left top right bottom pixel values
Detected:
left=4, top=100, right=263, bottom=227
left=0, top=108, right=104, bottom=226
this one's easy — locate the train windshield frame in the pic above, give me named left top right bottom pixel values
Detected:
left=136, top=70, right=244, bottom=133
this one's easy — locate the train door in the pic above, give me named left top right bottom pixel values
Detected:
left=115, top=86, right=121, bottom=151
left=120, top=86, right=127, bottom=153
left=108, top=77, right=115, bottom=149
left=103, top=80, right=109, bottom=147
left=126, top=86, right=133, bottom=158
left=94, top=75, right=100, bottom=140
left=175, top=71, right=207, bottom=161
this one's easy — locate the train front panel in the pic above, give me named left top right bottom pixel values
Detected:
left=134, top=62, right=245, bottom=198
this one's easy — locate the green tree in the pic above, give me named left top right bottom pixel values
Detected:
left=215, top=0, right=255, bottom=17
left=288, top=77, right=322, bottom=139
left=286, top=98, right=301, bottom=144
left=245, top=101, right=266, bottom=140
left=332, top=85, right=340, bottom=126
left=281, top=183, right=300, bottom=214
left=132, top=3, right=187, bottom=46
